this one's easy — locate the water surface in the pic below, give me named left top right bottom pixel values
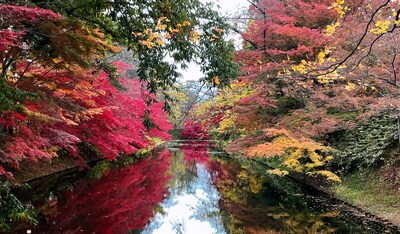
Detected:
left=18, top=140, right=399, bottom=233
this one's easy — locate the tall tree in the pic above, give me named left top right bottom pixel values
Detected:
left=7, top=0, right=240, bottom=111
left=183, top=0, right=399, bottom=179
left=0, top=4, right=172, bottom=178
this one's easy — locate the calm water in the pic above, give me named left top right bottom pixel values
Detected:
left=16, top=140, right=400, bottom=233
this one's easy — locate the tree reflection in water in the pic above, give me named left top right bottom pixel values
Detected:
left=27, top=141, right=394, bottom=233
left=143, top=140, right=226, bottom=234
left=36, top=149, right=171, bottom=233
left=209, top=156, right=378, bottom=234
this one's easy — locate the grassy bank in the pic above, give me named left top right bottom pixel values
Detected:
left=332, top=168, right=400, bottom=226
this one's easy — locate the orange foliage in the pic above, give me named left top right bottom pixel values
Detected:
left=246, top=129, right=329, bottom=158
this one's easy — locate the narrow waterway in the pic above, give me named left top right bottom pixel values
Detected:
left=15, top=140, right=400, bottom=233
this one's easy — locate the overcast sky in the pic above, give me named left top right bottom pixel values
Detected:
left=211, top=0, right=247, bottom=15
left=178, top=0, right=248, bottom=81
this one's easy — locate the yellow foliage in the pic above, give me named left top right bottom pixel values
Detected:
left=61, top=116, right=79, bottom=126
left=246, top=128, right=339, bottom=181
left=52, top=57, right=63, bottom=64
left=324, top=24, right=336, bottom=36
left=24, top=107, right=62, bottom=124
left=345, top=82, right=356, bottom=90
left=155, top=23, right=167, bottom=30
left=155, top=39, right=165, bottom=46
left=290, top=46, right=344, bottom=85
left=193, top=81, right=254, bottom=119
left=86, top=28, right=122, bottom=53
left=267, top=168, right=289, bottom=176
left=219, top=179, right=246, bottom=204
left=317, top=71, right=340, bottom=84
left=317, top=51, right=325, bottom=65
left=283, top=149, right=303, bottom=172
left=192, top=81, right=255, bottom=138
left=238, top=170, right=263, bottom=193
left=84, top=100, right=97, bottom=107
left=215, top=110, right=238, bottom=133
left=370, top=20, right=391, bottom=35
left=309, top=170, right=342, bottom=182
left=326, top=155, right=334, bottom=161
left=213, top=27, right=225, bottom=33
left=190, top=31, right=200, bottom=42
left=247, top=129, right=326, bottom=158
left=140, top=40, right=154, bottom=49
left=330, top=0, right=346, bottom=18
left=182, top=21, right=191, bottom=26
left=48, top=146, right=61, bottom=157
left=133, top=19, right=200, bottom=49
left=214, top=76, right=220, bottom=85
left=249, top=175, right=263, bottom=193
left=292, top=60, right=309, bottom=74
left=81, top=107, right=106, bottom=120
left=168, top=27, right=179, bottom=33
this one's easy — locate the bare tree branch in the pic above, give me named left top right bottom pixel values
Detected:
left=308, top=0, right=392, bottom=76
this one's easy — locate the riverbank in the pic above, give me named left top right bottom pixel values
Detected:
left=11, top=155, right=79, bottom=183
left=9, top=140, right=167, bottom=183
left=8, top=140, right=399, bottom=233
left=332, top=169, right=400, bottom=226
left=222, top=143, right=400, bottom=229
left=7, top=139, right=400, bottom=232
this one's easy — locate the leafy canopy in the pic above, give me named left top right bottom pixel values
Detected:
left=25, top=0, right=240, bottom=110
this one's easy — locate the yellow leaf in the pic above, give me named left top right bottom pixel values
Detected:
left=155, top=39, right=164, bottom=46
left=155, top=23, right=167, bottom=30
left=345, top=82, right=355, bottom=90
left=214, top=76, right=220, bottom=85
left=370, top=20, right=391, bottom=35
left=182, top=21, right=191, bottom=26
left=168, top=27, right=179, bottom=33
left=317, top=51, right=325, bottom=65
left=190, top=31, right=199, bottom=42
left=268, top=168, right=289, bottom=176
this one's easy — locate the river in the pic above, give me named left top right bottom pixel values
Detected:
left=13, top=140, right=400, bottom=233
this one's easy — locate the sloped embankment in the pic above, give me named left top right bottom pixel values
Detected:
left=330, top=114, right=400, bottom=226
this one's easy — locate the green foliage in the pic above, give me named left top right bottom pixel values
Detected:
left=323, top=90, right=336, bottom=97
left=162, top=81, right=204, bottom=129
left=34, top=0, right=239, bottom=108
left=326, top=107, right=359, bottom=121
left=0, top=181, right=37, bottom=231
left=266, top=96, right=304, bottom=117
left=0, top=79, right=38, bottom=112
left=332, top=114, right=398, bottom=172
left=333, top=168, right=400, bottom=225
left=88, top=160, right=111, bottom=180
left=101, top=62, right=127, bottom=90
left=135, top=138, right=160, bottom=158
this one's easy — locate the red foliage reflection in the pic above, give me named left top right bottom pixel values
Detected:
left=37, top=149, right=171, bottom=233
left=180, top=141, right=211, bottom=168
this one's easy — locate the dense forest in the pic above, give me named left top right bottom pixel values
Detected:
left=0, top=0, right=399, bottom=232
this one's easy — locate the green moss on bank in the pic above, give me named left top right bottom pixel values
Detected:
left=332, top=168, right=400, bottom=226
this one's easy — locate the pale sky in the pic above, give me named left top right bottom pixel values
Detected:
left=142, top=164, right=224, bottom=234
left=178, top=0, right=248, bottom=81
left=211, top=0, right=247, bottom=15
